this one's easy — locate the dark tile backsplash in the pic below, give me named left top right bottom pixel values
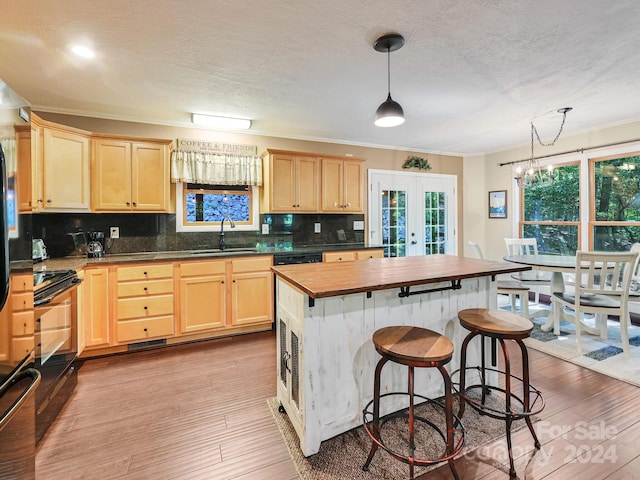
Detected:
left=33, top=213, right=365, bottom=258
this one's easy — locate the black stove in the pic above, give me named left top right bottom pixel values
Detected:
left=33, top=269, right=81, bottom=306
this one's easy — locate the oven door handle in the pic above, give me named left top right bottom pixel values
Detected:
left=0, top=368, right=41, bottom=434
left=34, top=277, right=83, bottom=307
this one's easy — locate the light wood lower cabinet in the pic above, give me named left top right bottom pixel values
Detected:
left=231, top=257, right=274, bottom=326
left=178, top=256, right=273, bottom=334
left=8, top=272, right=35, bottom=363
left=83, top=267, right=111, bottom=349
left=79, top=255, right=274, bottom=356
left=323, top=249, right=384, bottom=263
left=115, top=263, right=174, bottom=343
left=179, top=260, right=227, bottom=333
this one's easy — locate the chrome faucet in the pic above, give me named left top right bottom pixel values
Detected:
left=219, top=216, right=236, bottom=250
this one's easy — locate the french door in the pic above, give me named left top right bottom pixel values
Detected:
left=368, top=169, right=457, bottom=257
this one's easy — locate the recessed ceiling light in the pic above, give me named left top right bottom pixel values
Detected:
left=71, top=45, right=95, bottom=58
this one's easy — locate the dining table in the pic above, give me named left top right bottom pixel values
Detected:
left=504, top=253, right=582, bottom=332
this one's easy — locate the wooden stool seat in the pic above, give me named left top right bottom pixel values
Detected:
left=458, top=308, right=533, bottom=339
left=373, top=326, right=454, bottom=366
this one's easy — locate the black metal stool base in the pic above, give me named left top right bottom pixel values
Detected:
left=457, top=331, right=544, bottom=477
left=363, top=391, right=465, bottom=476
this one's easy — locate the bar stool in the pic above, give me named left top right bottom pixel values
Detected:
left=456, top=308, right=544, bottom=477
left=362, top=326, right=465, bottom=480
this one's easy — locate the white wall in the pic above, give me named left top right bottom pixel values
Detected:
left=467, top=119, right=640, bottom=262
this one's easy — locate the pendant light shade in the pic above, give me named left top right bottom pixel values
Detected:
left=375, top=93, right=405, bottom=127
left=374, top=33, right=405, bottom=128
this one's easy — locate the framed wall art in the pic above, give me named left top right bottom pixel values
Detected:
left=488, top=190, right=507, bottom=218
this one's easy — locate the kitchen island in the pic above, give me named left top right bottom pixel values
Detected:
left=271, top=254, right=530, bottom=456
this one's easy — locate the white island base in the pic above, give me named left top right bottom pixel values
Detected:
left=275, top=275, right=498, bottom=457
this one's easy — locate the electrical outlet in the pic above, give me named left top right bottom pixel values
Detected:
left=110, top=226, right=120, bottom=239
left=314, top=223, right=321, bottom=233
left=261, top=223, right=270, bottom=235
left=353, top=220, right=364, bottom=231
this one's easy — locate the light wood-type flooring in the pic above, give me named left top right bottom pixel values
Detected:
left=35, top=330, right=640, bottom=479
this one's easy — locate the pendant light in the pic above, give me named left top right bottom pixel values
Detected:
left=374, top=33, right=405, bottom=127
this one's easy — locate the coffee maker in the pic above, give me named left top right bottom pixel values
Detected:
left=87, top=231, right=105, bottom=258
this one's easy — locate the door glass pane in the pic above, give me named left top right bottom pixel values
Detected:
left=425, top=191, right=446, bottom=254
left=381, top=189, right=406, bottom=257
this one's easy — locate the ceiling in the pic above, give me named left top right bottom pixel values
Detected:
left=1, top=0, right=640, bottom=156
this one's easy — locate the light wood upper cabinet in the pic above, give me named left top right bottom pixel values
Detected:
left=91, top=137, right=170, bottom=212
left=321, top=158, right=363, bottom=213
left=15, top=126, right=32, bottom=213
left=261, top=150, right=320, bottom=213
left=261, top=149, right=363, bottom=214
left=29, top=114, right=91, bottom=212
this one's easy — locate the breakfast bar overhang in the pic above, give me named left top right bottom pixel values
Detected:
left=271, top=255, right=530, bottom=456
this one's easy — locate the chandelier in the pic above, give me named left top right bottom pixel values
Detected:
left=515, top=107, right=572, bottom=188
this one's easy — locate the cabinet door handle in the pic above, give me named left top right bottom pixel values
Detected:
left=221, top=280, right=224, bottom=284
left=37, top=199, right=43, bottom=204
left=47, top=199, right=52, bottom=204
left=132, top=202, right=137, bottom=207
left=232, top=279, right=236, bottom=283
left=143, top=306, right=148, bottom=310
left=143, top=287, right=148, bottom=291
left=126, top=202, right=131, bottom=206
left=144, top=328, right=148, bottom=332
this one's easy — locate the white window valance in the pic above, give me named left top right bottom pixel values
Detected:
left=170, top=139, right=262, bottom=186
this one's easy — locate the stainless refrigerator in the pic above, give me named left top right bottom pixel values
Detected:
left=0, top=82, right=38, bottom=479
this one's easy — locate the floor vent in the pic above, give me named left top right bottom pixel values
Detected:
left=128, top=339, right=166, bottom=350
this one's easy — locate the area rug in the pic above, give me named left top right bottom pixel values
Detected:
left=268, top=395, right=534, bottom=480
left=523, top=313, right=640, bottom=388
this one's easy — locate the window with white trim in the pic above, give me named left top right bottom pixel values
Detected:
left=175, top=183, right=259, bottom=232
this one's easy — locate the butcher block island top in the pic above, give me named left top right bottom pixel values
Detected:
left=271, top=254, right=531, bottom=298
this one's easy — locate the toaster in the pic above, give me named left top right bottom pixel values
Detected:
left=32, top=239, right=48, bottom=262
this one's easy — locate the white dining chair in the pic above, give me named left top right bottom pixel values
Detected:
left=504, top=237, right=552, bottom=305
left=552, top=250, right=640, bottom=357
left=469, top=241, right=530, bottom=318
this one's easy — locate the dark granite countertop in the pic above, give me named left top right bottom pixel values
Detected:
left=34, top=244, right=385, bottom=272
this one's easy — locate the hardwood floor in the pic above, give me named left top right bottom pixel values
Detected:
left=35, top=330, right=640, bottom=479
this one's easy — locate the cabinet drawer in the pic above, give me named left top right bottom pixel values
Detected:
left=12, top=311, right=35, bottom=336
left=117, top=295, right=174, bottom=320
left=181, top=260, right=226, bottom=277
left=116, top=316, right=174, bottom=343
left=117, top=279, right=174, bottom=298
left=231, top=256, right=272, bottom=273
left=11, top=274, right=32, bottom=293
left=116, top=264, right=173, bottom=281
left=11, top=292, right=34, bottom=311
left=355, top=249, right=384, bottom=260
left=11, top=337, right=34, bottom=362
left=323, top=251, right=355, bottom=263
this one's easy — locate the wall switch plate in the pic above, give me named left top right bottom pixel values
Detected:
left=353, top=221, right=364, bottom=231
left=110, top=226, right=120, bottom=238
left=261, top=223, right=270, bottom=235
left=314, top=223, right=321, bottom=233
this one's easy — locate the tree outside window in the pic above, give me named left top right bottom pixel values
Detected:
left=592, top=154, right=640, bottom=251
left=520, top=162, right=580, bottom=254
